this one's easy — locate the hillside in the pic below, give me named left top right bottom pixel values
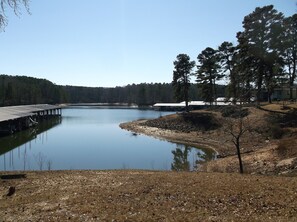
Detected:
left=120, top=105, right=297, bottom=175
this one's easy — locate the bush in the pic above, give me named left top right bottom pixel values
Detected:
left=282, top=109, right=297, bottom=127
left=181, top=112, right=221, bottom=130
left=276, top=137, right=297, bottom=158
left=220, top=106, right=249, bottom=118
left=264, top=111, right=295, bottom=139
left=269, top=125, right=285, bottom=139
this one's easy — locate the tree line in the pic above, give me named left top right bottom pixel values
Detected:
left=173, top=5, right=296, bottom=111
left=0, top=74, right=226, bottom=106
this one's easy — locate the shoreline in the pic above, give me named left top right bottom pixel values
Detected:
left=119, top=109, right=297, bottom=175
left=120, top=120, right=221, bottom=156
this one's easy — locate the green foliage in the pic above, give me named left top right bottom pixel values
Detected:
left=171, top=145, right=190, bottom=171
left=283, top=14, right=297, bottom=99
left=240, top=5, right=284, bottom=103
left=1, top=75, right=215, bottom=106
left=0, top=75, right=64, bottom=106
left=63, top=82, right=176, bottom=105
left=172, top=54, right=195, bottom=112
left=196, top=47, right=223, bottom=104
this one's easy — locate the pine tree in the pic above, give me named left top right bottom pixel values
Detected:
left=172, top=54, right=195, bottom=112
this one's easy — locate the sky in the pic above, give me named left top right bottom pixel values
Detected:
left=0, top=0, right=296, bottom=87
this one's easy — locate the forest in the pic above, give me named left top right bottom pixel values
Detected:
left=0, top=74, right=226, bottom=106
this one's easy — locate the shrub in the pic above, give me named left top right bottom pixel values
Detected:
left=269, top=125, right=284, bottom=139
left=220, top=106, right=249, bottom=118
left=276, top=137, right=297, bottom=158
left=181, top=112, right=221, bottom=130
left=282, top=109, right=297, bottom=127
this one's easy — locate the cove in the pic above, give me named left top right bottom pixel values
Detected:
left=0, top=107, right=215, bottom=171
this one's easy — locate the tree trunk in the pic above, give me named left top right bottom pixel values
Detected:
left=185, top=84, right=189, bottom=112
left=268, top=89, right=272, bottom=104
left=236, top=138, right=244, bottom=174
left=256, top=77, right=262, bottom=105
left=185, top=100, right=189, bottom=112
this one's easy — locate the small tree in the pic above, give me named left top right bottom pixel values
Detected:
left=172, top=54, right=195, bottom=112
left=224, top=106, right=250, bottom=174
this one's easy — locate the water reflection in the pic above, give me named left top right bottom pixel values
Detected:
left=0, top=108, right=216, bottom=171
left=171, top=144, right=216, bottom=171
left=0, top=117, right=61, bottom=171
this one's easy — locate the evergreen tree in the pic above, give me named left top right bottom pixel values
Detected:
left=172, top=54, right=195, bottom=112
left=241, top=5, right=284, bottom=103
left=196, top=47, right=223, bottom=105
left=218, top=41, right=238, bottom=103
left=283, top=14, right=297, bottom=100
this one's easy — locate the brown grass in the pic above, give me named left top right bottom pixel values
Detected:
left=261, top=103, right=297, bottom=112
left=277, top=137, right=297, bottom=158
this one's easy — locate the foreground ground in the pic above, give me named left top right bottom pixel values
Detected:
left=1, top=170, right=297, bottom=221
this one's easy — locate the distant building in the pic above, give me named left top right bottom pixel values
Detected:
left=153, top=99, right=233, bottom=111
left=271, top=84, right=297, bottom=101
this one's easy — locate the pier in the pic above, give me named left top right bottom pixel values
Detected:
left=0, top=104, right=61, bottom=135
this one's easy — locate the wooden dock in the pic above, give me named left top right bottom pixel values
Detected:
left=0, top=104, right=61, bottom=135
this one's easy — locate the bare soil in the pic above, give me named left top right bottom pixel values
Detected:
left=1, top=170, right=297, bottom=221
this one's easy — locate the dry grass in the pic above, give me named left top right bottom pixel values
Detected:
left=261, top=103, right=297, bottom=112
left=277, top=136, right=297, bottom=158
left=1, top=170, right=297, bottom=221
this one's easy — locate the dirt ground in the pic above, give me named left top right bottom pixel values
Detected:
left=1, top=170, right=297, bottom=221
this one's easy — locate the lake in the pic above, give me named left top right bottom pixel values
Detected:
left=0, top=107, right=215, bottom=171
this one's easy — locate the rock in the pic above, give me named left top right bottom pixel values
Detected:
left=276, top=157, right=297, bottom=168
left=7, top=186, right=15, bottom=196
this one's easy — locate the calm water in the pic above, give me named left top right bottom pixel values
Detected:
left=0, top=107, right=215, bottom=171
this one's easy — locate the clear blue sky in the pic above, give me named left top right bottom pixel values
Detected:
left=0, top=0, right=296, bottom=87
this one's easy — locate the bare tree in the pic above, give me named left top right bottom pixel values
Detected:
left=47, top=159, right=53, bottom=171
left=224, top=107, right=250, bottom=174
left=35, top=152, right=45, bottom=171
left=0, top=0, right=30, bottom=30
